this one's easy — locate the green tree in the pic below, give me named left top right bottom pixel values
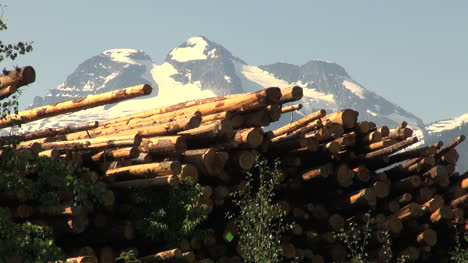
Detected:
left=0, top=4, right=33, bottom=121
left=227, top=158, right=293, bottom=263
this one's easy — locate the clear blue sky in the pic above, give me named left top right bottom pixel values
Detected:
left=1, top=0, right=467, bottom=124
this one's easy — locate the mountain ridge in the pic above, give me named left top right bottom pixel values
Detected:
left=24, top=36, right=465, bottom=165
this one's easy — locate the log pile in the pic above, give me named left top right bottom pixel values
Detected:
left=0, top=69, right=466, bottom=263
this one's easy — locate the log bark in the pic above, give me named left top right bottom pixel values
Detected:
left=0, top=84, right=153, bottom=128
left=279, top=86, right=303, bottom=103
left=429, top=206, right=453, bottom=223
left=396, top=203, right=423, bottom=220
left=281, top=104, right=302, bottom=113
left=13, top=121, right=99, bottom=141
left=361, top=139, right=397, bottom=152
left=139, top=136, right=187, bottom=155
left=105, top=161, right=182, bottom=181
left=336, top=163, right=353, bottom=187
left=423, top=165, right=449, bottom=180
left=66, top=256, right=98, bottom=263
left=178, top=119, right=233, bottom=145
left=181, top=148, right=219, bottom=176
left=91, top=147, right=140, bottom=162
left=450, top=194, right=467, bottom=208
left=232, top=105, right=281, bottom=129
left=421, top=195, right=444, bottom=213
left=233, top=127, right=264, bottom=148
left=417, top=229, right=437, bottom=247
left=359, top=131, right=382, bottom=144
left=333, top=131, right=356, bottom=147
left=340, top=188, right=376, bottom=208
left=201, top=111, right=233, bottom=123
left=109, top=175, right=178, bottom=189
left=178, top=164, right=199, bottom=184
left=324, top=109, right=359, bottom=129
left=131, top=153, right=153, bottom=164
left=41, top=134, right=141, bottom=151
left=301, top=162, right=334, bottom=181
left=0, top=66, right=36, bottom=100
left=139, top=248, right=182, bottom=263
left=356, top=121, right=371, bottom=134
left=68, top=115, right=201, bottom=140
left=359, top=137, right=418, bottom=161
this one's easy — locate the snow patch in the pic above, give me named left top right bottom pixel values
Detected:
left=103, top=49, right=140, bottom=64
left=169, top=37, right=209, bottom=62
left=302, top=87, right=336, bottom=105
left=342, top=80, right=366, bottom=99
left=367, top=109, right=378, bottom=117
left=426, top=113, right=468, bottom=133
left=240, top=64, right=290, bottom=91
left=108, top=62, right=216, bottom=114
left=207, top=48, right=217, bottom=58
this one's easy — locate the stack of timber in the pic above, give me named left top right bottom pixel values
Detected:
left=0, top=66, right=466, bottom=263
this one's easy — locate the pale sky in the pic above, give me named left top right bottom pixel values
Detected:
left=1, top=0, right=467, bottom=124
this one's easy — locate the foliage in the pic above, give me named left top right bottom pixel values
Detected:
left=0, top=208, right=65, bottom=263
left=0, top=146, right=104, bottom=262
left=334, top=212, right=407, bottom=263
left=116, top=249, right=141, bottom=263
left=0, top=147, right=104, bottom=208
left=449, top=225, right=468, bottom=263
left=0, top=4, right=33, bottom=125
left=0, top=4, right=33, bottom=63
left=227, top=158, right=293, bottom=263
left=130, top=178, right=209, bottom=248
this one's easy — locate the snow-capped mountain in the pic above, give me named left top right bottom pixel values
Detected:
left=423, top=113, right=468, bottom=171
left=26, top=36, right=425, bottom=134
left=31, top=49, right=156, bottom=107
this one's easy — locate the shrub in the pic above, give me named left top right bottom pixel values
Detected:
left=227, top=158, right=293, bottom=263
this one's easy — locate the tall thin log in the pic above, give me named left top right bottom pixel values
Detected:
left=0, top=84, right=153, bottom=128
left=105, top=161, right=182, bottom=181
left=359, top=137, right=418, bottom=161
left=10, top=121, right=99, bottom=141
left=435, top=135, right=465, bottom=159
left=109, top=175, right=178, bottom=189
left=68, top=115, right=201, bottom=140
left=281, top=104, right=303, bottom=113
left=268, top=109, right=326, bottom=139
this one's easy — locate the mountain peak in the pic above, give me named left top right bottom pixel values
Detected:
left=167, top=36, right=217, bottom=63
left=102, top=49, right=152, bottom=64
left=166, top=35, right=247, bottom=65
left=302, top=59, right=349, bottom=77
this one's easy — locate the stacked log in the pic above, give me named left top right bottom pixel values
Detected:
left=0, top=75, right=466, bottom=263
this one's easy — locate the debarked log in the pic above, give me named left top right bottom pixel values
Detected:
left=0, top=84, right=153, bottom=128
left=105, top=161, right=182, bottom=181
